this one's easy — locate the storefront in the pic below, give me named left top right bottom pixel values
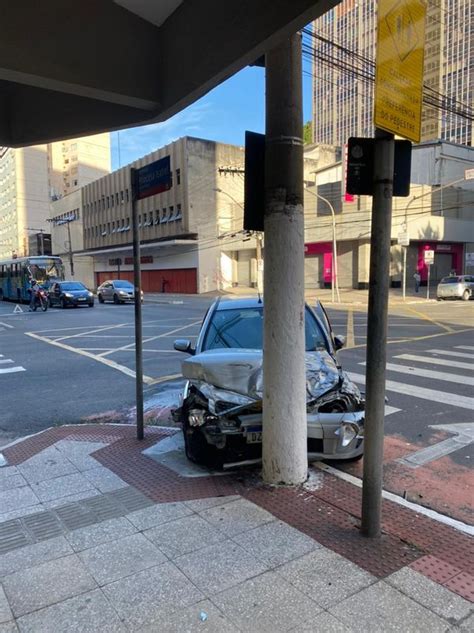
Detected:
left=304, top=242, right=333, bottom=288
left=416, top=242, right=464, bottom=283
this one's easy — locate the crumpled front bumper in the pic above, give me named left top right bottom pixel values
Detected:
left=201, top=410, right=364, bottom=462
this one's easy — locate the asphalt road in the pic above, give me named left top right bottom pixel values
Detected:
left=0, top=295, right=472, bottom=523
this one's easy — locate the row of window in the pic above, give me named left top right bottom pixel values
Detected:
left=85, top=205, right=183, bottom=240
left=50, top=209, right=80, bottom=225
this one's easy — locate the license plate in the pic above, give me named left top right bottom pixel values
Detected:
left=78, top=298, right=86, bottom=301
left=246, top=432, right=262, bottom=444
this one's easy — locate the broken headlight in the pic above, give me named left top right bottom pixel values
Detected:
left=188, top=409, right=207, bottom=427
left=336, top=422, right=361, bottom=447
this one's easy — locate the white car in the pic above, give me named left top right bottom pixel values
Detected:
left=436, top=275, right=473, bottom=301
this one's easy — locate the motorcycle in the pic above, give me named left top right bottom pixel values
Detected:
left=31, top=287, right=48, bottom=312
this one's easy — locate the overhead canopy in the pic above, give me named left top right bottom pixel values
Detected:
left=0, top=0, right=339, bottom=147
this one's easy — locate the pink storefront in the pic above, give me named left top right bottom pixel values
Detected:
left=305, top=242, right=333, bottom=286
left=416, top=242, right=464, bottom=282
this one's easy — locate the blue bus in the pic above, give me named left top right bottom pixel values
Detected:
left=0, top=256, right=65, bottom=302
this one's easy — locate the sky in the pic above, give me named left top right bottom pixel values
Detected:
left=111, top=59, right=313, bottom=170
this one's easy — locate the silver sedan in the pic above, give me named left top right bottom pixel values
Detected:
left=437, top=275, right=473, bottom=301
left=97, top=279, right=143, bottom=304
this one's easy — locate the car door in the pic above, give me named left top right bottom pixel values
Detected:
left=51, top=283, right=61, bottom=305
left=102, top=282, right=111, bottom=301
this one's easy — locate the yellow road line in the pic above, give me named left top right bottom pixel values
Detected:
left=346, top=308, right=355, bottom=348
left=403, top=306, right=454, bottom=333
left=147, top=373, right=182, bottom=385
left=26, top=331, right=156, bottom=385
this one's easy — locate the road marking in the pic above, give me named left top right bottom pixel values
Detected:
left=99, top=321, right=202, bottom=357
left=147, top=373, right=182, bottom=385
left=359, top=361, right=474, bottom=386
left=402, top=306, right=454, bottom=333
left=398, top=423, right=474, bottom=468
left=54, top=323, right=128, bottom=342
left=456, top=345, right=474, bottom=351
left=314, top=461, right=474, bottom=537
left=394, top=354, right=474, bottom=371
left=385, top=405, right=401, bottom=416
left=0, top=321, right=14, bottom=329
left=426, top=348, right=474, bottom=360
left=0, top=359, right=14, bottom=364
left=348, top=372, right=474, bottom=411
left=0, top=366, right=25, bottom=374
left=26, top=331, right=156, bottom=385
left=346, top=308, right=355, bottom=348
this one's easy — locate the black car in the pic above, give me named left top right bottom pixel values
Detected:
left=48, top=281, right=94, bottom=308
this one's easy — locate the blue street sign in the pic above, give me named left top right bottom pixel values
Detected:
left=134, top=156, right=172, bottom=200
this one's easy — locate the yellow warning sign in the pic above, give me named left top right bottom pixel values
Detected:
left=374, top=0, right=426, bottom=142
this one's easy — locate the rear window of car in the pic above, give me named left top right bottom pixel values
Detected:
left=202, top=307, right=328, bottom=352
left=440, top=277, right=461, bottom=284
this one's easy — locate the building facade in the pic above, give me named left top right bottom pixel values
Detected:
left=0, top=135, right=110, bottom=261
left=304, top=141, right=474, bottom=290
left=312, top=0, right=473, bottom=146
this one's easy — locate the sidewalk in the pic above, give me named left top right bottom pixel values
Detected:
left=145, top=286, right=437, bottom=306
left=0, top=424, right=472, bottom=632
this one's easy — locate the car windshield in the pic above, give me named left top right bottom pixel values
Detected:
left=114, top=281, right=133, bottom=289
left=61, top=282, right=86, bottom=291
left=202, top=307, right=328, bottom=352
left=440, top=277, right=461, bottom=284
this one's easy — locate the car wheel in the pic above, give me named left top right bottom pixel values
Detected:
left=462, top=290, right=470, bottom=301
left=98, top=293, right=104, bottom=304
left=60, top=298, right=67, bottom=309
left=113, top=293, right=120, bottom=305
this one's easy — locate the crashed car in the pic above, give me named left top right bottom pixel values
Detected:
left=173, top=297, right=364, bottom=467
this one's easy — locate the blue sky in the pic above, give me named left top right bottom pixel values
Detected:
left=111, top=60, right=313, bottom=170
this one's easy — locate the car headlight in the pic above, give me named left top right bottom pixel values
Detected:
left=119, top=290, right=128, bottom=296
left=336, top=422, right=360, bottom=447
left=188, top=409, right=206, bottom=427
left=64, top=293, right=73, bottom=298
left=88, top=291, right=93, bottom=297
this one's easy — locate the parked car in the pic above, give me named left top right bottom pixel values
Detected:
left=97, top=280, right=143, bottom=304
left=436, top=275, right=474, bottom=301
left=173, top=297, right=364, bottom=468
left=48, top=281, right=94, bottom=308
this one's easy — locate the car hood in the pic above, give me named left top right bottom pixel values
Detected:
left=182, top=348, right=341, bottom=406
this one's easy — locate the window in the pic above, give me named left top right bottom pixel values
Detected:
left=115, top=193, right=119, bottom=205
left=176, top=169, right=181, bottom=185
left=106, top=196, right=110, bottom=208
left=125, top=189, right=129, bottom=202
left=73, top=180, right=78, bottom=186
left=168, top=206, right=174, bottom=221
left=143, top=212, right=147, bottom=226
left=160, top=208, right=168, bottom=223
left=155, top=209, right=160, bottom=224
left=120, top=191, right=124, bottom=203
left=176, top=204, right=182, bottom=220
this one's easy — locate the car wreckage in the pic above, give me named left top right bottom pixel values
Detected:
left=173, top=297, right=364, bottom=467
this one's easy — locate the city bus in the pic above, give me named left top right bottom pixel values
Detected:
left=0, top=256, right=65, bottom=302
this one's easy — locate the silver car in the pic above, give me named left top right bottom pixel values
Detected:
left=437, top=275, right=474, bottom=301
left=97, top=279, right=143, bottom=304
left=173, top=297, right=364, bottom=468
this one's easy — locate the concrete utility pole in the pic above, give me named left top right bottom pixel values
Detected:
left=262, top=33, right=307, bottom=485
left=361, top=128, right=395, bottom=537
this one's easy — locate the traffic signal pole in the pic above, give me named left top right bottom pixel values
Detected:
left=361, top=128, right=395, bottom=537
left=262, top=33, right=307, bottom=485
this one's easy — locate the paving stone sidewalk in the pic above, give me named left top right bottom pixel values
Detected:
left=0, top=424, right=472, bottom=632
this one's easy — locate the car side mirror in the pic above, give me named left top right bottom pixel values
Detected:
left=174, top=339, right=195, bottom=355
left=334, top=335, right=346, bottom=351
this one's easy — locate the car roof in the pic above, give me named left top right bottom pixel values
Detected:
left=60, top=280, right=84, bottom=284
left=214, top=296, right=323, bottom=311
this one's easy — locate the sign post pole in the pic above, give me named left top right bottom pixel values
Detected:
left=426, top=264, right=431, bottom=301
left=130, top=168, right=144, bottom=440
left=402, top=246, right=407, bottom=300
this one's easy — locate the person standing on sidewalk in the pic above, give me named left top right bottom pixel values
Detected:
left=413, top=271, right=421, bottom=293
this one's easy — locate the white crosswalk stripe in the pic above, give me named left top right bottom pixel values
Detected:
left=348, top=373, right=474, bottom=411
left=455, top=346, right=474, bottom=351
left=359, top=361, right=474, bottom=386
left=394, top=354, right=474, bottom=371
left=426, top=348, right=474, bottom=360
left=0, top=366, right=25, bottom=375
left=0, top=359, right=14, bottom=364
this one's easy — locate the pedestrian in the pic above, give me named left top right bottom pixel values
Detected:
left=28, top=278, right=39, bottom=310
left=413, top=271, right=421, bottom=293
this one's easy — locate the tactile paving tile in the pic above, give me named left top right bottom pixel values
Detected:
left=443, top=572, right=474, bottom=603
left=0, top=519, right=31, bottom=554
left=106, top=486, right=154, bottom=513
left=54, top=503, right=98, bottom=530
left=22, top=511, right=63, bottom=541
left=80, top=494, right=124, bottom=521
left=409, top=555, right=461, bottom=584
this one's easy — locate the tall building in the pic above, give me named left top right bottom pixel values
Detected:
left=312, top=0, right=473, bottom=146
left=0, top=135, right=110, bottom=259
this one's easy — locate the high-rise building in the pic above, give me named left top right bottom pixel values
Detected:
left=312, top=0, right=473, bottom=146
left=0, top=135, right=110, bottom=259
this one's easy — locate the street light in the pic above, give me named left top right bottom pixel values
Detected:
left=402, top=174, right=472, bottom=300
left=304, top=186, right=340, bottom=303
left=213, top=187, right=263, bottom=292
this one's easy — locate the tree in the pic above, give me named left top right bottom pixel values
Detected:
left=303, top=121, right=313, bottom=145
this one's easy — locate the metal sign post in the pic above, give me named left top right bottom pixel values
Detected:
left=398, top=231, right=410, bottom=300
left=131, top=155, right=172, bottom=440
left=427, top=264, right=431, bottom=300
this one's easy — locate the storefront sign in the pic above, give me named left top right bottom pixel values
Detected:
left=423, top=249, right=434, bottom=265
left=124, top=256, right=153, bottom=265
left=134, top=156, right=172, bottom=200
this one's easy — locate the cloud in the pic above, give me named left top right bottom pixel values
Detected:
left=112, top=101, right=213, bottom=168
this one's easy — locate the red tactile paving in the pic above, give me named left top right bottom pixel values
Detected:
left=443, top=572, right=474, bottom=603
left=3, top=423, right=473, bottom=603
